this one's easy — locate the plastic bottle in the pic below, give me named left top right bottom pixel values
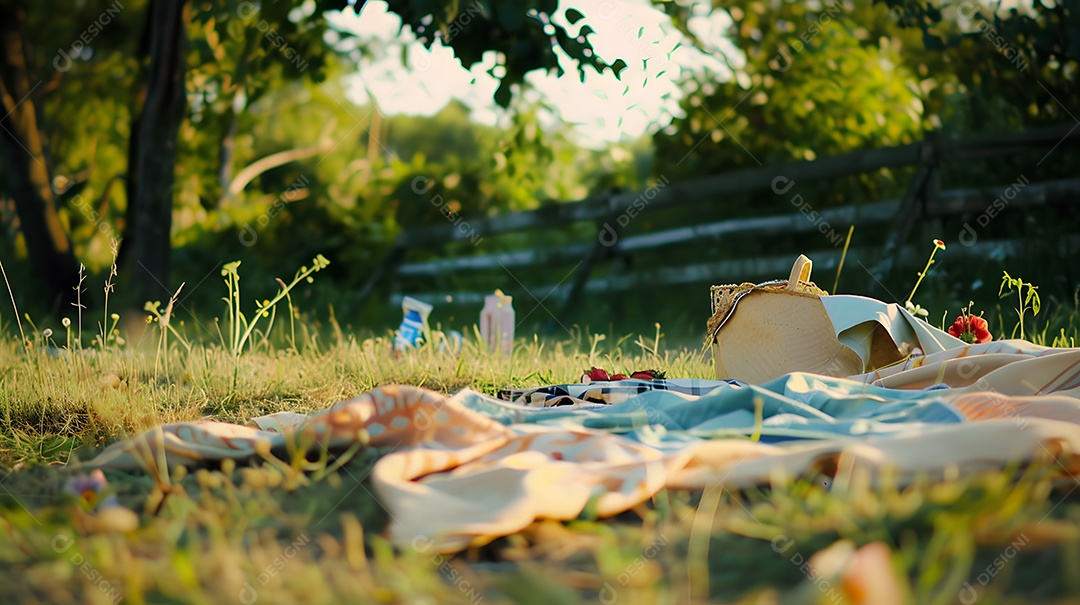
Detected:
left=395, top=296, right=433, bottom=351
left=480, top=289, right=514, bottom=356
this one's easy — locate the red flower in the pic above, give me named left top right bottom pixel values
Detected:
left=948, top=314, right=992, bottom=344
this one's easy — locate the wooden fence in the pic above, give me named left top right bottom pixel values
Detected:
left=360, top=123, right=1080, bottom=322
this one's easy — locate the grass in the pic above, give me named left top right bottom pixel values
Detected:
left=2, top=265, right=1080, bottom=604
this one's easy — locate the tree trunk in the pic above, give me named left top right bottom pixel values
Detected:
left=0, top=5, right=81, bottom=311
left=126, top=0, right=188, bottom=305
left=218, top=108, right=237, bottom=201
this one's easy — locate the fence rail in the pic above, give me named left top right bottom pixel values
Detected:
left=363, top=124, right=1080, bottom=317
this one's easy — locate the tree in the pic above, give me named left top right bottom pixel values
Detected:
left=125, top=0, right=188, bottom=305
left=881, top=0, right=1077, bottom=137
left=652, top=0, right=1078, bottom=180
left=652, top=0, right=931, bottom=180
left=0, top=0, right=628, bottom=310
left=0, top=2, right=84, bottom=310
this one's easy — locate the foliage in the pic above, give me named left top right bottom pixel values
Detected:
left=653, top=0, right=929, bottom=181
left=651, top=0, right=1078, bottom=194
left=999, top=270, right=1041, bottom=340
left=4, top=0, right=1075, bottom=335
left=220, top=254, right=330, bottom=357
left=881, top=0, right=1078, bottom=134
left=1, top=0, right=637, bottom=311
left=379, top=0, right=628, bottom=107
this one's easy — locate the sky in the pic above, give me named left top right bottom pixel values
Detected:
left=328, top=0, right=737, bottom=146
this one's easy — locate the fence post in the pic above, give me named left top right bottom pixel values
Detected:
left=555, top=201, right=622, bottom=326
left=871, top=140, right=937, bottom=298
left=920, top=137, right=944, bottom=249
left=357, top=242, right=409, bottom=309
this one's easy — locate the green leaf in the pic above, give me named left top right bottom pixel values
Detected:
left=497, top=5, right=525, bottom=31
left=565, top=8, right=585, bottom=24
left=226, top=19, right=245, bottom=42
left=494, top=80, right=513, bottom=107
left=921, top=32, right=945, bottom=51
left=610, top=59, right=628, bottom=80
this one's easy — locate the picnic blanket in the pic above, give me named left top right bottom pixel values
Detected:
left=85, top=338, right=1080, bottom=553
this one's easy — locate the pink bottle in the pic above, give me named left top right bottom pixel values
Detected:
left=480, top=290, right=514, bottom=356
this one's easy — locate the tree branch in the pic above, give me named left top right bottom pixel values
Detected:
left=224, top=118, right=336, bottom=201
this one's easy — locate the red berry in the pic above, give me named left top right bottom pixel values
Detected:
left=586, top=367, right=609, bottom=381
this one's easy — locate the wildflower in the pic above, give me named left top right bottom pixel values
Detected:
left=949, top=314, right=992, bottom=344
left=906, top=239, right=946, bottom=306
left=62, top=318, right=71, bottom=327
left=64, top=469, right=120, bottom=511
left=42, top=328, right=53, bottom=338
left=904, top=300, right=929, bottom=318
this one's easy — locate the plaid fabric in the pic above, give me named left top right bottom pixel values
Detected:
left=498, top=378, right=742, bottom=407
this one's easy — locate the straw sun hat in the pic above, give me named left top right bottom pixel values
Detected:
left=707, top=255, right=905, bottom=383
